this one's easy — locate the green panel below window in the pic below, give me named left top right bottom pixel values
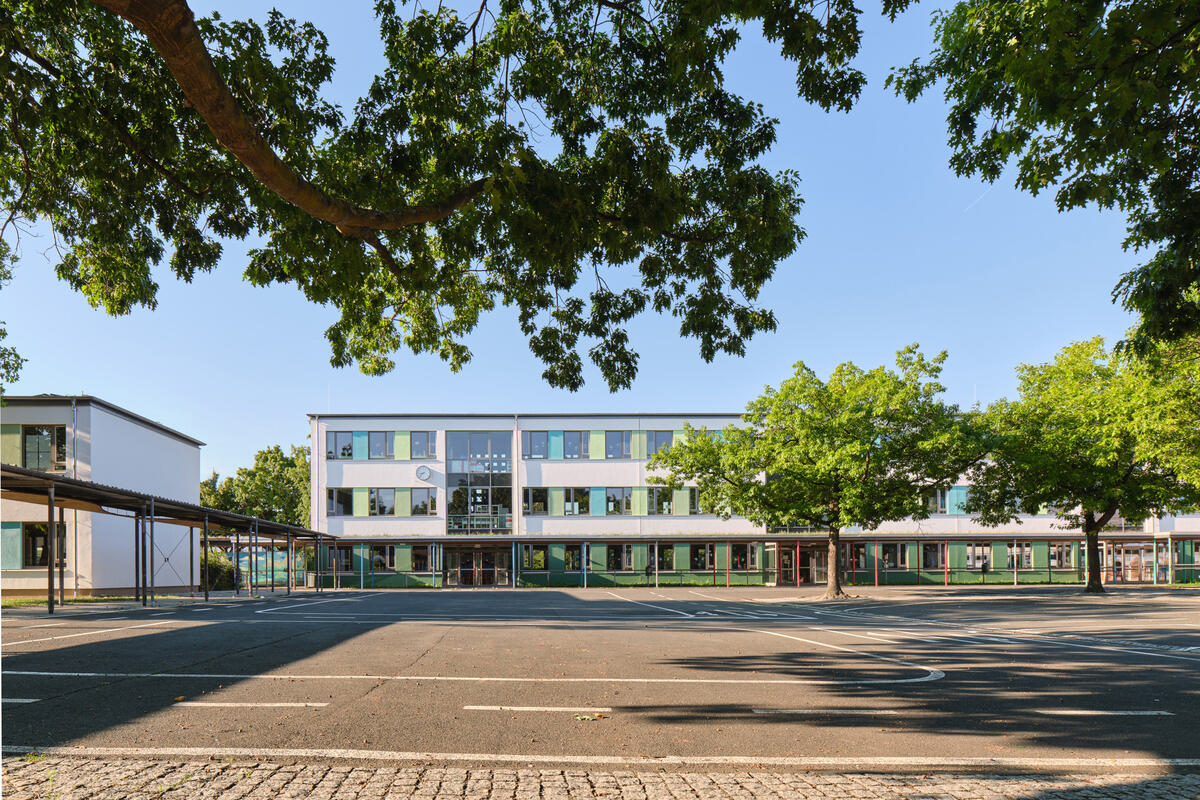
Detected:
left=352, top=487, right=369, bottom=517
left=1, top=521, right=21, bottom=569
left=395, top=488, right=411, bottom=517
left=395, top=431, right=411, bottom=460
left=1, top=424, right=20, bottom=466
left=588, top=430, right=605, bottom=459
left=352, top=431, right=368, bottom=460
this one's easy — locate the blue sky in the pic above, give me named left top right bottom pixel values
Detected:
left=4, top=2, right=1137, bottom=479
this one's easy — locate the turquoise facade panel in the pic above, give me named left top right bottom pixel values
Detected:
left=352, top=431, right=368, bottom=460
left=590, top=487, right=606, bottom=516
left=548, top=431, right=564, bottom=460
left=1, top=521, right=22, bottom=569
left=947, top=486, right=969, bottom=515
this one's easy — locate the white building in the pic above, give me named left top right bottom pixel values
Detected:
left=1, top=395, right=202, bottom=596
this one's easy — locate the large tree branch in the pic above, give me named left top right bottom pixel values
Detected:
left=89, top=0, right=489, bottom=234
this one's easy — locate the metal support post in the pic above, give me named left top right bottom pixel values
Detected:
left=654, top=541, right=659, bottom=589
left=47, top=485, right=56, bottom=615
left=316, top=534, right=322, bottom=592
left=1013, top=537, right=1018, bottom=587
left=202, top=515, right=210, bottom=601
left=944, top=540, right=949, bottom=587
left=133, top=514, right=141, bottom=601
left=1167, top=535, right=1174, bottom=584
left=58, top=506, right=65, bottom=606
left=141, top=504, right=149, bottom=607
left=270, top=535, right=276, bottom=593
left=726, top=541, right=730, bottom=588
left=188, top=526, right=194, bottom=596
left=252, top=521, right=259, bottom=597
left=234, top=532, right=240, bottom=596
left=874, top=540, right=879, bottom=587
left=148, top=498, right=156, bottom=606
left=582, top=543, right=588, bottom=588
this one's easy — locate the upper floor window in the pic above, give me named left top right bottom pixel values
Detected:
left=411, top=488, right=437, bottom=515
left=606, top=487, right=631, bottom=514
left=369, top=488, right=395, bottom=516
left=688, top=487, right=703, bottom=515
left=648, top=487, right=673, bottom=515
left=605, top=430, right=632, bottom=459
left=563, top=431, right=589, bottom=459
left=924, top=489, right=948, bottom=515
left=327, top=488, right=353, bottom=516
left=523, top=487, right=548, bottom=515
left=368, top=431, right=394, bottom=459
left=564, top=487, right=590, bottom=515
left=410, top=431, right=436, bottom=459
left=646, top=430, right=673, bottom=456
left=326, top=431, right=353, bottom=460
left=23, top=425, right=66, bottom=471
left=521, top=431, right=548, bottom=459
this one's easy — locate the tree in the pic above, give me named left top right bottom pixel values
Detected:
left=964, top=337, right=1200, bottom=593
left=650, top=346, right=977, bottom=599
left=201, top=444, right=310, bottom=527
left=0, top=254, right=24, bottom=393
left=890, top=1, right=1200, bottom=349
left=2, top=0, right=912, bottom=391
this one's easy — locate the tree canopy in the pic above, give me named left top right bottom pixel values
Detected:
left=2, top=0, right=915, bottom=390
left=201, top=443, right=310, bottom=527
left=890, top=1, right=1200, bottom=348
left=963, top=337, right=1200, bottom=592
left=650, top=345, right=978, bottom=598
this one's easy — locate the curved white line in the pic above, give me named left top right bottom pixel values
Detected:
left=738, top=627, right=945, bottom=684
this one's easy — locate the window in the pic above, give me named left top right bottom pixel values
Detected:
left=605, top=430, right=632, bottom=459
left=730, top=543, right=749, bottom=570
left=646, top=430, right=673, bottom=456
left=411, top=488, right=437, bottom=515
left=1049, top=543, right=1073, bottom=569
left=655, top=543, right=674, bottom=571
left=606, top=487, right=631, bottom=514
left=924, top=489, right=948, bottom=514
left=369, top=488, right=395, bottom=516
left=688, top=487, right=703, bottom=515
left=370, top=545, right=396, bottom=571
left=607, top=544, right=632, bottom=571
left=965, top=542, right=993, bottom=569
left=327, top=488, right=353, bottom=516
left=521, top=430, right=548, bottom=459
left=690, top=543, right=714, bottom=570
left=330, top=546, right=353, bottom=571
left=523, top=487, right=548, bottom=515
left=22, top=425, right=67, bottom=471
left=22, top=523, right=66, bottom=567
left=410, top=431, right=435, bottom=459
left=368, top=431, right=394, bottom=459
left=845, top=542, right=867, bottom=569
left=881, top=543, right=908, bottom=569
left=563, top=431, right=589, bottom=459
left=326, top=431, right=353, bottom=460
left=522, top=544, right=548, bottom=570
left=648, top=488, right=673, bottom=515
left=411, top=545, right=430, bottom=572
left=564, top=545, right=582, bottom=571
left=564, top=487, right=590, bottom=515
left=1007, top=541, right=1032, bottom=570
left=922, top=542, right=944, bottom=569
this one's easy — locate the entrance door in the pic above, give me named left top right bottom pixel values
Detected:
left=779, top=547, right=795, bottom=586
left=443, top=548, right=511, bottom=587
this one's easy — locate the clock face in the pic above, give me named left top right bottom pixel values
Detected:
left=416, top=465, right=431, bottom=481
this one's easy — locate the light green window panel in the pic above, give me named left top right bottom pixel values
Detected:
left=631, top=487, right=648, bottom=516
left=352, top=431, right=368, bottom=460
left=1, top=425, right=20, bottom=466
left=352, top=487, right=369, bottom=517
left=548, top=431, right=564, bottom=460
left=630, top=431, right=647, bottom=460
left=588, top=430, right=605, bottom=459
left=673, top=429, right=686, bottom=444
left=395, top=431, right=411, bottom=460
left=394, top=545, right=413, bottom=572
left=548, top=487, right=565, bottom=516
left=1, top=521, right=22, bottom=569
left=395, top=488, right=412, bottom=517
left=672, top=488, right=689, bottom=516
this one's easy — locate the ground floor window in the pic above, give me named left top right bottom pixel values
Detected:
left=965, top=542, right=993, bottom=569
left=607, top=544, right=632, bottom=571
left=728, top=543, right=757, bottom=570
left=371, top=545, right=396, bottom=571
left=881, top=542, right=908, bottom=569
left=655, top=543, right=674, bottom=571
left=522, top=544, right=548, bottom=570
left=22, top=523, right=66, bottom=568
left=690, top=543, right=714, bottom=570
left=411, top=545, right=430, bottom=572
left=922, top=542, right=943, bottom=570
left=1049, top=543, right=1073, bottom=569
left=844, top=542, right=866, bottom=569
left=330, top=546, right=352, bottom=572
left=564, top=544, right=582, bottom=571
left=1007, top=542, right=1032, bottom=570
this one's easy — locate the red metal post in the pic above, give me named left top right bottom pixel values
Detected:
left=726, top=541, right=730, bottom=588
left=874, top=540, right=879, bottom=587
left=944, top=540, right=949, bottom=586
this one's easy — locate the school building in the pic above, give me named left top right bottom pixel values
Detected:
left=309, top=413, right=1200, bottom=588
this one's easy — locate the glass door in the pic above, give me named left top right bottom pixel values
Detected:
left=779, top=546, right=795, bottom=586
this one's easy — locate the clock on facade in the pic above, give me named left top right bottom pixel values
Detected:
left=416, top=465, right=431, bottom=481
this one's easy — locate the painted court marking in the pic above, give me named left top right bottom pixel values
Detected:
left=605, top=592, right=693, bottom=617
left=3, top=621, right=170, bottom=646
left=176, top=701, right=327, bottom=708
left=2, top=698, right=39, bottom=704
left=752, top=708, right=900, bottom=716
left=4, top=745, right=1199, bottom=769
left=1034, top=709, right=1175, bottom=717
left=740, top=628, right=946, bottom=684
left=464, top=705, right=613, bottom=713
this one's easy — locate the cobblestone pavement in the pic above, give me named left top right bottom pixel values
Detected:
left=4, top=758, right=1199, bottom=800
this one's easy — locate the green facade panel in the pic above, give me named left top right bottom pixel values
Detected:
left=672, top=488, right=689, bottom=516
left=548, top=487, right=565, bottom=516
left=1, top=424, right=20, bottom=466
left=395, top=431, right=411, bottom=460
left=395, top=488, right=411, bottom=517
left=1, top=521, right=22, bottom=569
left=352, top=431, right=368, bottom=460
left=589, top=487, right=606, bottom=516
left=548, top=430, right=564, bottom=459
left=631, top=487, right=648, bottom=516
left=352, top=487, right=369, bottom=517
left=588, top=430, right=605, bottom=459
left=630, top=431, right=647, bottom=460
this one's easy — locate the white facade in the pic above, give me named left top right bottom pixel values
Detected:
left=1, top=395, right=202, bottom=595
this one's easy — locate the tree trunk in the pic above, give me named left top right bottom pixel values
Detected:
left=824, top=527, right=848, bottom=600
left=1083, top=520, right=1104, bottom=594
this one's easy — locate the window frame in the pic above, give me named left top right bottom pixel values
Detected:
left=606, top=543, right=633, bottom=572
left=1049, top=542, right=1073, bottom=569
left=521, top=543, right=549, bottom=571
left=22, top=425, right=67, bottom=472
left=605, top=487, right=630, bottom=515
left=646, top=430, right=673, bottom=456
left=368, top=487, right=396, bottom=516
left=521, top=430, right=549, bottom=460
left=881, top=542, right=908, bottom=570
left=965, top=542, right=993, bottom=569
left=562, top=430, right=589, bottom=459
left=654, top=543, right=675, bottom=572
left=326, top=488, right=353, bottom=516
left=523, top=487, right=549, bottom=515
left=1007, top=541, right=1032, bottom=571
left=563, top=544, right=583, bottom=572
left=410, top=545, right=431, bottom=572
left=410, top=430, right=436, bottom=459
left=647, top=487, right=673, bottom=515
left=326, top=431, right=354, bottom=460
left=921, top=541, right=944, bottom=569
left=368, top=431, right=394, bottom=460
left=604, top=430, right=632, bottom=459
left=411, top=487, right=437, bottom=516
left=21, top=522, right=66, bottom=568
left=564, top=487, right=590, bottom=516
left=370, top=544, right=396, bottom=571
left=690, top=543, right=714, bottom=571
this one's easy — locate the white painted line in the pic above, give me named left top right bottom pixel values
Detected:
left=192, top=608, right=214, bottom=612
left=150, top=612, right=174, bottom=617
left=256, top=597, right=363, bottom=613
left=752, top=708, right=900, bottom=716
left=4, top=745, right=1199, bottom=769
left=812, top=627, right=901, bottom=644
left=1, top=698, right=39, bottom=704
left=740, top=628, right=945, bottom=684
left=1034, top=709, right=1175, bottom=716
left=605, top=592, right=693, bottom=617
left=176, top=701, right=327, bottom=708
left=8, top=622, right=65, bottom=630
left=464, top=705, right=613, bottom=713
left=104, top=617, right=128, bottom=620
left=3, top=621, right=170, bottom=646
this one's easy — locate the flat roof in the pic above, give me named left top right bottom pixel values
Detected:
left=308, top=412, right=740, bottom=420
left=3, top=394, right=205, bottom=447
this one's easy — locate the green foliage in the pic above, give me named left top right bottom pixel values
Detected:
left=200, top=444, right=310, bottom=527
left=201, top=547, right=239, bottom=591
left=0, top=254, right=24, bottom=392
left=890, top=1, right=1200, bottom=347
left=0, top=0, right=914, bottom=390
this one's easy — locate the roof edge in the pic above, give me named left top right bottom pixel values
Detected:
left=3, top=394, right=205, bottom=447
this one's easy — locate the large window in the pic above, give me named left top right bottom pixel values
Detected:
left=22, top=425, right=67, bottom=471
left=22, top=523, right=66, bottom=568
left=607, top=544, right=632, bottom=571
left=730, top=543, right=750, bottom=570
left=1049, top=543, right=1073, bottom=569
left=648, top=488, right=673, bottom=515
left=330, top=546, right=353, bottom=571
left=881, top=542, right=908, bottom=569
left=965, top=542, right=993, bottom=569
left=564, top=544, right=582, bottom=571
left=521, top=431, right=548, bottom=459
left=411, top=488, right=437, bottom=515
left=523, top=487, right=548, bottom=515
left=326, top=431, right=353, bottom=460
left=690, top=543, right=714, bottom=571
left=370, top=545, right=396, bottom=570
left=564, top=487, right=590, bottom=515
left=922, top=542, right=944, bottom=569
left=369, top=488, right=395, bottom=516
left=368, top=431, right=394, bottom=459
left=410, top=431, right=436, bottom=459
left=606, top=487, right=631, bottom=515
left=1007, top=541, right=1032, bottom=570
left=522, top=544, right=548, bottom=570
left=605, top=430, right=632, bottom=459
left=563, top=431, right=589, bottom=459
left=646, top=430, right=673, bottom=456
left=327, top=488, right=353, bottom=516
left=655, top=543, right=674, bottom=571
left=411, top=545, right=430, bottom=572
left=447, top=431, right=512, bottom=534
